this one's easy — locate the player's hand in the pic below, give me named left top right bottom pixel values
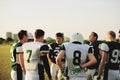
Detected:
left=71, top=66, right=82, bottom=75
left=97, top=76, right=101, bottom=80
left=22, top=68, right=26, bottom=75
left=93, top=75, right=103, bottom=80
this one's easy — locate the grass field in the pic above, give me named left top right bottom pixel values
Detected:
left=0, top=44, right=11, bottom=80
left=0, top=44, right=49, bottom=80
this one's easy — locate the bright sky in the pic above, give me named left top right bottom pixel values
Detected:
left=0, top=0, right=120, bottom=40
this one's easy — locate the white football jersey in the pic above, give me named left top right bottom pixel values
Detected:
left=62, top=42, right=91, bottom=78
left=18, top=42, right=49, bottom=73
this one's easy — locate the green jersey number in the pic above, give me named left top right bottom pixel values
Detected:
left=26, top=50, right=32, bottom=63
left=73, top=50, right=81, bottom=65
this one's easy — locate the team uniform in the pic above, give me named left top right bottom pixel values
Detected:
left=10, top=42, right=24, bottom=80
left=39, top=55, right=52, bottom=80
left=49, top=43, right=66, bottom=80
left=60, top=42, right=92, bottom=80
left=86, top=41, right=101, bottom=80
left=99, top=42, right=120, bottom=80
left=17, top=42, right=49, bottom=80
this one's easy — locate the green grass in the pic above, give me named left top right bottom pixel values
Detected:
left=0, top=44, right=50, bottom=80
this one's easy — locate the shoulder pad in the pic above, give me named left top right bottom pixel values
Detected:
left=99, top=43, right=109, bottom=52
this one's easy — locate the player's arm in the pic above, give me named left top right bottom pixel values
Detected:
left=56, top=44, right=65, bottom=72
left=19, top=53, right=26, bottom=74
left=81, top=47, right=97, bottom=68
left=56, top=50, right=65, bottom=72
left=97, top=50, right=107, bottom=78
left=97, top=43, right=109, bottom=79
left=17, top=46, right=26, bottom=74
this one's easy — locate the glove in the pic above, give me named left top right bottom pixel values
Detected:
left=93, top=75, right=103, bottom=80
left=97, top=76, right=101, bottom=80
left=61, top=70, right=67, bottom=77
left=72, top=66, right=82, bottom=75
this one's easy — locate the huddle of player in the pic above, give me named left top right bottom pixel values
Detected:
left=10, top=29, right=120, bottom=80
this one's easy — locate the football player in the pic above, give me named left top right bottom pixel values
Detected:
left=17, top=29, right=50, bottom=80
left=117, top=29, right=120, bottom=43
left=97, top=31, right=120, bottom=80
left=56, top=32, right=97, bottom=80
left=48, top=32, right=67, bottom=80
left=86, top=32, right=101, bottom=80
left=10, top=30, right=28, bottom=80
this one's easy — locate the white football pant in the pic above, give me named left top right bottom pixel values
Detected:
left=107, top=69, right=120, bottom=80
left=11, top=70, right=25, bottom=80
left=86, top=69, right=96, bottom=80
left=25, top=72, right=39, bottom=80
left=50, top=63, right=58, bottom=80
left=69, top=77, right=87, bottom=80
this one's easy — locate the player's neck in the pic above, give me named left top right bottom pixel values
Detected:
left=109, top=38, right=116, bottom=42
left=34, top=39, right=43, bottom=42
left=19, top=40, right=25, bottom=44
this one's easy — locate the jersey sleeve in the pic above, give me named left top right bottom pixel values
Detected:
left=60, top=44, right=65, bottom=50
left=48, top=44, right=54, bottom=55
left=16, top=46, right=23, bottom=53
left=40, top=45, right=49, bottom=53
left=99, top=43, right=109, bottom=52
left=88, top=47, right=93, bottom=53
left=16, top=42, right=23, bottom=54
left=48, top=44, right=52, bottom=50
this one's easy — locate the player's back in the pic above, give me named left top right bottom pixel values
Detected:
left=63, top=42, right=90, bottom=77
left=22, top=42, right=46, bottom=72
left=106, top=41, right=120, bottom=69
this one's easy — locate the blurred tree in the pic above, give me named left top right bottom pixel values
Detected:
left=6, top=37, right=13, bottom=42
left=45, top=37, right=55, bottom=44
left=0, top=37, right=5, bottom=44
left=64, top=36, right=70, bottom=42
left=84, top=40, right=89, bottom=44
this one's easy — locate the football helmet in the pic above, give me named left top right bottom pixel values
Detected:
left=28, top=32, right=33, bottom=39
left=70, top=32, right=84, bottom=43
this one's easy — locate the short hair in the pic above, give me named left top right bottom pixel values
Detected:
left=108, top=31, right=116, bottom=38
left=56, top=32, right=64, bottom=38
left=92, top=32, right=98, bottom=40
left=119, top=29, right=120, bottom=33
left=34, top=29, right=44, bottom=38
left=56, top=32, right=64, bottom=41
left=18, top=30, right=27, bottom=40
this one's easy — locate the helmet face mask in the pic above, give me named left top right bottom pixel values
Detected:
left=70, top=32, right=84, bottom=43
